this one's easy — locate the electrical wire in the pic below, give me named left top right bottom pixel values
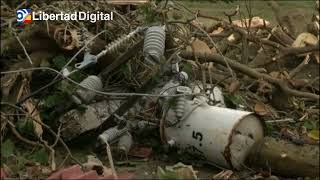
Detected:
left=1, top=67, right=203, bottom=98
left=62, top=30, right=107, bottom=69
left=14, top=30, right=107, bottom=105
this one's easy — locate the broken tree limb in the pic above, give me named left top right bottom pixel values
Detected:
left=247, top=136, right=319, bottom=177
left=180, top=51, right=319, bottom=101
left=279, top=44, right=319, bottom=57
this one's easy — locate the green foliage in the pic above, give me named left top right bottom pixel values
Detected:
left=31, top=148, right=49, bottom=165
left=52, top=54, right=67, bottom=69
left=8, top=155, right=28, bottom=174
left=182, top=63, right=193, bottom=77
left=43, top=81, right=73, bottom=109
left=303, top=120, right=318, bottom=131
left=52, top=54, right=86, bottom=82
left=137, top=3, right=161, bottom=25
left=2, top=146, right=49, bottom=174
left=57, top=81, right=74, bottom=95
left=223, top=93, right=243, bottom=109
left=157, top=162, right=198, bottom=180
left=16, top=118, right=36, bottom=137
left=265, top=123, right=276, bottom=136
left=1, top=139, right=14, bottom=158
left=120, top=64, right=131, bottom=79
left=44, top=92, right=68, bottom=109
left=157, top=166, right=181, bottom=180
left=76, top=104, right=87, bottom=113
left=151, top=74, right=162, bottom=84
left=69, top=71, right=86, bottom=83
left=41, top=83, right=73, bottom=122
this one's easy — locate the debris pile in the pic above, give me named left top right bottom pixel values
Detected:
left=1, top=0, right=319, bottom=179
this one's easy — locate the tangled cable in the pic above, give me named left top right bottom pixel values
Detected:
left=1, top=67, right=202, bottom=98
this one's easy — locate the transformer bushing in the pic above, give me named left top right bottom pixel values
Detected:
left=143, top=26, right=166, bottom=66
left=73, top=75, right=103, bottom=104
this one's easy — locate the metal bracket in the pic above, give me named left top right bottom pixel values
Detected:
left=74, top=52, right=97, bottom=69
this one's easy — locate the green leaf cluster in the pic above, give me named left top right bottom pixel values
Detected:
left=16, top=117, right=36, bottom=137
left=1, top=139, right=48, bottom=166
left=223, top=93, right=243, bottom=109
left=137, top=3, right=161, bottom=25
left=52, top=55, right=66, bottom=69
left=1, top=139, right=14, bottom=158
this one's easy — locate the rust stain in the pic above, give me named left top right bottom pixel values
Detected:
left=223, top=113, right=251, bottom=169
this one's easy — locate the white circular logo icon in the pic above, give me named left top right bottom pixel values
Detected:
left=17, top=9, right=29, bottom=23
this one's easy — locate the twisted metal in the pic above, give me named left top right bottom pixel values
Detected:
left=96, top=27, right=145, bottom=59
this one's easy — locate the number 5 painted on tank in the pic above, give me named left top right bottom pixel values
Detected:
left=192, top=131, right=203, bottom=141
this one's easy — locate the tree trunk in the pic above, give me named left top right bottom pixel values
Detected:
left=247, top=137, right=319, bottom=178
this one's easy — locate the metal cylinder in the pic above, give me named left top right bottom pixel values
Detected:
left=165, top=101, right=264, bottom=170
left=98, top=126, right=128, bottom=145
left=75, top=75, right=103, bottom=104
left=118, top=132, right=133, bottom=154
left=143, top=26, right=166, bottom=66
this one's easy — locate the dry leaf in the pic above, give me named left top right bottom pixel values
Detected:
left=232, top=16, right=270, bottom=28
left=292, top=32, right=318, bottom=47
left=213, top=170, right=236, bottom=180
left=0, top=73, right=19, bottom=100
left=254, top=102, right=269, bottom=116
left=257, top=80, right=273, bottom=95
left=308, top=130, right=319, bottom=140
left=21, top=80, right=43, bottom=137
left=280, top=128, right=299, bottom=140
left=211, top=47, right=217, bottom=54
left=227, top=34, right=237, bottom=43
left=292, top=33, right=319, bottom=63
left=228, top=80, right=241, bottom=94
left=269, top=71, right=280, bottom=78
left=210, top=27, right=224, bottom=35
left=191, top=39, right=211, bottom=54
left=53, top=28, right=81, bottom=50
left=158, top=163, right=198, bottom=180
left=83, top=155, right=113, bottom=176
left=24, top=99, right=43, bottom=137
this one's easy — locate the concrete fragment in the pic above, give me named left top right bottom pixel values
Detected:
left=59, top=100, right=121, bottom=141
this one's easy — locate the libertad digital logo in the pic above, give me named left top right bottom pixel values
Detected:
left=16, top=8, right=113, bottom=25
left=17, top=9, right=32, bottom=24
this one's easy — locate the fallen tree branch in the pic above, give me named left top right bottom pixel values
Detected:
left=196, top=13, right=286, bottom=50
left=247, top=136, right=319, bottom=177
left=0, top=102, right=83, bottom=167
left=289, top=54, right=310, bottom=78
left=180, top=51, right=319, bottom=101
left=190, top=20, right=236, bottom=79
left=14, top=32, right=33, bottom=65
left=4, top=116, right=42, bottom=147
left=280, top=44, right=319, bottom=57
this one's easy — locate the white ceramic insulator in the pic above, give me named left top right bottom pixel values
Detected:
left=76, top=75, right=103, bottom=104
left=143, top=26, right=166, bottom=66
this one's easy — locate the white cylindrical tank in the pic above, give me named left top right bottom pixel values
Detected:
left=164, top=100, right=264, bottom=169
